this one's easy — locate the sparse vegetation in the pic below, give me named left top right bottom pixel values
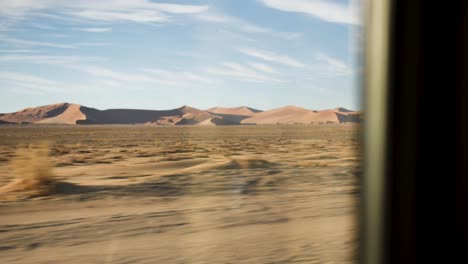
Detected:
left=0, top=142, right=57, bottom=196
left=0, top=125, right=359, bottom=264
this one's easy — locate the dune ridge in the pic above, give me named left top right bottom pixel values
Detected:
left=0, top=103, right=361, bottom=125
left=207, top=106, right=262, bottom=116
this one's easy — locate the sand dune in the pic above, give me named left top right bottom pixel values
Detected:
left=38, top=104, right=86, bottom=125
left=0, top=102, right=70, bottom=124
left=242, top=106, right=361, bottom=124
left=242, top=106, right=316, bottom=124
left=0, top=103, right=361, bottom=125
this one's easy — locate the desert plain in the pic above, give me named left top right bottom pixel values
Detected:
left=0, top=125, right=359, bottom=264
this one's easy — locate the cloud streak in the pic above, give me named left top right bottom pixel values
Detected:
left=69, top=65, right=217, bottom=88
left=206, top=62, right=282, bottom=83
left=313, top=53, right=352, bottom=76
left=0, top=71, right=126, bottom=95
left=72, top=10, right=169, bottom=23
left=1, top=37, right=76, bottom=49
left=0, top=54, right=106, bottom=64
left=196, top=12, right=302, bottom=40
left=76, top=42, right=112, bottom=47
left=249, top=62, right=276, bottom=73
left=0, top=71, right=65, bottom=93
left=0, top=64, right=218, bottom=96
left=79, top=27, right=112, bottom=32
left=259, top=0, right=359, bottom=25
left=239, top=48, right=305, bottom=67
left=0, top=37, right=111, bottom=49
left=0, top=0, right=209, bottom=24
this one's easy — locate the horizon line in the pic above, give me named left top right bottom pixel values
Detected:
left=1, top=102, right=360, bottom=114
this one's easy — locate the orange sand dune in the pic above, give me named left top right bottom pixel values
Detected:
left=0, top=102, right=70, bottom=124
left=242, top=106, right=361, bottom=124
left=38, top=104, right=86, bottom=125
left=0, top=103, right=361, bottom=125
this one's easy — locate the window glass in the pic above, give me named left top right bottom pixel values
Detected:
left=0, top=1, right=361, bottom=263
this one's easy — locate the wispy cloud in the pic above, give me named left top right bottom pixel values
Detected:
left=0, top=65, right=217, bottom=96
left=1, top=37, right=76, bottom=49
left=313, top=53, right=352, bottom=76
left=0, top=55, right=106, bottom=64
left=0, top=72, right=64, bottom=93
left=0, top=71, right=121, bottom=95
left=150, top=3, right=208, bottom=14
left=249, top=62, right=276, bottom=73
left=29, top=23, right=57, bottom=30
left=170, top=50, right=204, bottom=58
left=0, top=1, right=209, bottom=24
left=196, top=12, right=266, bottom=34
left=215, top=29, right=257, bottom=42
left=0, top=1, right=45, bottom=17
left=259, top=0, right=359, bottom=25
left=144, top=68, right=215, bottom=85
left=72, top=10, right=169, bottom=23
left=79, top=27, right=112, bottom=32
left=0, top=49, right=34, bottom=53
left=239, top=48, right=305, bottom=67
left=196, top=12, right=302, bottom=40
left=74, top=65, right=154, bottom=83
left=272, top=32, right=303, bottom=40
left=76, top=42, right=112, bottom=47
left=205, top=62, right=281, bottom=83
left=0, top=37, right=111, bottom=49
left=69, top=65, right=216, bottom=88
left=44, top=33, right=69, bottom=38
left=0, top=72, right=59, bottom=86
left=196, top=13, right=235, bottom=23
left=0, top=50, right=216, bottom=88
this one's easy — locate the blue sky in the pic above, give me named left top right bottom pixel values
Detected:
left=0, top=0, right=361, bottom=113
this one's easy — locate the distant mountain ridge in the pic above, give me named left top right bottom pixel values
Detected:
left=0, top=103, right=362, bottom=125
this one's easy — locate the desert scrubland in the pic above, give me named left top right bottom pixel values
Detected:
left=0, top=125, right=360, bottom=264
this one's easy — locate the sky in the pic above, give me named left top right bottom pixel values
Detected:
left=0, top=0, right=362, bottom=113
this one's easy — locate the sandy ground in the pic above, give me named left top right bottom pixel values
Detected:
left=0, top=125, right=360, bottom=264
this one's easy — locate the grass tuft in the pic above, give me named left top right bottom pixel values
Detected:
left=0, top=142, right=57, bottom=197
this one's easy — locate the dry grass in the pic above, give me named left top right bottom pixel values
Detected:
left=0, top=125, right=359, bottom=263
left=0, top=142, right=58, bottom=197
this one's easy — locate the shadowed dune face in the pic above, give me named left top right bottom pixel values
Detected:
left=79, top=106, right=184, bottom=124
left=0, top=126, right=359, bottom=264
left=336, top=112, right=362, bottom=123
left=79, top=105, right=228, bottom=125
left=207, top=113, right=251, bottom=123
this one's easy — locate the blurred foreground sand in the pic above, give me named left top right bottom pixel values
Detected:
left=0, top=125, right=359, bottom=264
